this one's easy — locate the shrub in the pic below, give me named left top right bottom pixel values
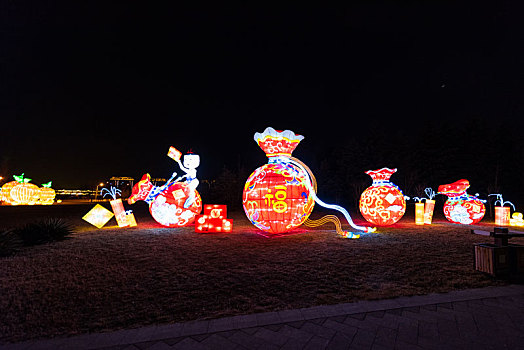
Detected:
left=0, top=229, right=23, bottom=257
left=15, top=218, right=74, bottom=246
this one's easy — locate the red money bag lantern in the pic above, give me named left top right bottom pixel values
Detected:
left=243, top=127, right=315, bottom=234
left=438, top=179, right=485, bottom=225
left=359, top=168, right=406, bottom=226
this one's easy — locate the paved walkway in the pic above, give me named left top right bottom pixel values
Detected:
left=4, top=284, right=524, bottom=350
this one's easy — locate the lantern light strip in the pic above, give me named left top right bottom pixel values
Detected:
left=287, top=157, right=375, bottom=234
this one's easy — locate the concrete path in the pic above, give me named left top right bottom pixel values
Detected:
left=4, top=284, right=524, bottom=350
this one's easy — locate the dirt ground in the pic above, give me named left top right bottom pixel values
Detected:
left=0, top=201, right=522, bottom=342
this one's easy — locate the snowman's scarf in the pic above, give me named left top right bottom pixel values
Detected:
left=287, top=157, right=376, bottom=238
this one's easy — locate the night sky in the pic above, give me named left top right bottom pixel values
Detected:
left=1, top=2, right=523, bottom=195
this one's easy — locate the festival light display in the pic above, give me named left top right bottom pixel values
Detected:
left=195, top=205, right=233, bottom=233
left=243, top=127, right=374, bottom=237
left=128, top=147, right=202, bottom=227
left=359, top=168, right=406, bottom=226
left=415, top=201, right=425, bottom=225
left=1, top=181, right=19, bottom=204
left=9, top=174, right=40, bottom=205
left=510, top=212, right=524, bottom=226
left=423, top=188, right=436, bottom=225
left=38, top=181, right=56, bottom=205
left=438, top=179, right=486, bottom=225
left=82, top=204, right=114, bottom=229
left=412, top=188, right=436, bottom=225
left=489, top=194, right=515, bottom=226
left=102, top=186, right=137, bottom=228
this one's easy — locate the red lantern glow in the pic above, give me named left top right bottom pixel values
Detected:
left=359, top=168, right=406, bottom=226
left=195, top=204, right=232, bottom=233
left=494, top=206, right=510, bottom=226
left=243, top=128, right=315, bottom=234
left=438, top=179, right=485, bottom=225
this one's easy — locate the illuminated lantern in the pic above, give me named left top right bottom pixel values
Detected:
left=10, top=182, right=40, bottom=205
left=510, top=212, right=524, bottom=226
left=243, top=128, right=315, bottom=234
left=39, top=181, right=55, bottom=205
left=424, top=200, right=435, bottom=224
left=1, top=181, right=18, bottom=204
left=359, top=168, right=406, bottom=226
left=489, top=194, right=515, bottom=226
left=438, top=179, right=485, bottom=225
left=124, top=211, right=137, bottom=227
left=195, top=204, right=233, bottom=233
left=83, top=204, right=114, bottom=228
left=129, top=174, right=202, bottom=227
left=415, top=202, right=425, bottom=225
left=495, top=206, right=511, bottom=226
left=110, top=198, right=130, bottom=227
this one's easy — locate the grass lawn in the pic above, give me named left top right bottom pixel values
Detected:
left=0, top=201, right=520, bottom=343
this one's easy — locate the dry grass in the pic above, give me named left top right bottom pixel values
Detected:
left=0, top=202, right=520, bottom=343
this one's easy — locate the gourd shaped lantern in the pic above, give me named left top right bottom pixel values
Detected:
left=243, top=127, right=315, bottom=234
left=359, top=168, right=406, bottom=226
left=438, top=179, right=485, bottom=225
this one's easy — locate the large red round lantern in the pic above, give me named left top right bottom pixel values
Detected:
left=438, top=179, right=485, bottom=225
left=243, top=128, right=315, bottom=234
left=359, top=167, right=406, bottom=226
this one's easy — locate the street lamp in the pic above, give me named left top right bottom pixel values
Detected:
left=94, top=182, right=104, bottom=202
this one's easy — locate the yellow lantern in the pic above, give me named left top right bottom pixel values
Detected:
left=10, top=183, right=40, bottom=205
left=510, top=212, right=524, bottom=226
left=415, top=202, right=425, bottom=225
left=39, top=181, right=55, bottom=205
left=83, top=204, right=114, bottom=229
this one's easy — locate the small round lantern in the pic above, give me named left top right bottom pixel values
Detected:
left=359, top=167, right=406, bottom=226
left=438, top=179, right=485, bottom=225
left=39, top=181, right=56, bottom=205
left=243, top=127, right=315, bottom=234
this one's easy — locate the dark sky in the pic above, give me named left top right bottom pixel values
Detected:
left=1, top=1, right=523, bottom=189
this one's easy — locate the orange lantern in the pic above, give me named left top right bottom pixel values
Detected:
left=10, top=183, right=40, bottom=205
left=1, top=181, right=18, bottom=204
left=495, top=206, right=510, bottom=226
left=38, top=181, right=55, bottom=205
left=243, top=128, right=315, bottom=234
left=424, top=199, right=435, bottom=224
left=359, top=168, right=406, bottom=226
